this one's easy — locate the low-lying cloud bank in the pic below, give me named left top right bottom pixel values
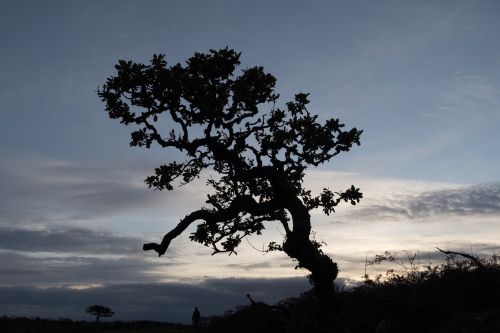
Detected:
left=0, top=250, right=163, bottom=287
left=0, top=278, right=311, bottom=323
left=0, top=228, right=142, bottom=254
left=0, top=227, right=183, bottom=287
left=2, top=241, right=499, bottom=324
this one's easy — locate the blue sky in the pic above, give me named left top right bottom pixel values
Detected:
left=1, top=0, right=499, bottom=323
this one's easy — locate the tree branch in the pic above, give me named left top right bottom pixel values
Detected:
left=143, top=209, right=211, bottom=256
left=144, top=195, right=281, bottom=256
left=436, top=247, right=486, bottom=270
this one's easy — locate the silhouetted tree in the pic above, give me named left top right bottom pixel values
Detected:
left=85, top=305, right=114, bottom=323
left=98, top=48, right=363, bottom=304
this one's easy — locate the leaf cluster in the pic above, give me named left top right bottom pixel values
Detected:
left=85, top=305, right=114, bottom=318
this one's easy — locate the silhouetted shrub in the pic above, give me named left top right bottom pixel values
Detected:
left=203, top=253, right=500, bottom=333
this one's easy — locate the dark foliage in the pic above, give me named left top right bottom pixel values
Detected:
left=203, top=254, right=500, bottom=333
left=85, top=305, right=114, bottom=322
left=98, top=48, right=363, bottom=299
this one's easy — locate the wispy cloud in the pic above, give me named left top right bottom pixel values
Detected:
left=0, top=157, right=205, bottom=231
left=439, top=74, right=500, bottom=114
left=351, top=182, right=500, bottom=221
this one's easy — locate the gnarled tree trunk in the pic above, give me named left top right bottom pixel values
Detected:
left=283, top=216, right=338, bottom=303
left=275, top=180, right=338, bottom=307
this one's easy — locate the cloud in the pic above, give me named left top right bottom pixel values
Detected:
left=0, top=250, right=171, bottom=287
left=0, top=226, right=187, bottom=288
left=0, top=157, right=206, bottom=230
left=439, top=74, right=500, bottom=114
left=0, top=228, right=144, bottom=255
left=2, top=240, right=497, bottom=324
left=407, top=183, right=500, bottom=217
left=0, top=226, right=302, bottom=289
left=1, top=157, right=499, bottom=317
left=226, top=262, right=275, bottom=271
left=352, top=182, right=500, bottom=221
left=0, top=278, right=312, bottom=323
left=0, top=158, right=146, bottom=224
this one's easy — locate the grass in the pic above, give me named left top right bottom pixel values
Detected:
left=0, top=317, right=191, bottom=333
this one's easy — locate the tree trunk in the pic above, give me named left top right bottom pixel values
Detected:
left=270, top=175, right=339, bottom=310
left=281, top=195, right=338, bottom=307
left=283, top=230, right=338, bottom=301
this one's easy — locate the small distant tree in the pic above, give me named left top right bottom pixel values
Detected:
left=85, top=305, right=114, bottom=322
left=98, top=48, right=363, bottom=305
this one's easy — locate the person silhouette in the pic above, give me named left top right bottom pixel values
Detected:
left=192, top=307, right=201, bottom=328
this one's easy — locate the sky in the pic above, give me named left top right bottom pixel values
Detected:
left=1, top=0, right=500, bottom=323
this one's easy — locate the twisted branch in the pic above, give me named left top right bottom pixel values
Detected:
left=143, top=195, right=282, bottom=256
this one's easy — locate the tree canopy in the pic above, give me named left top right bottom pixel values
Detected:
left=98, top=48, right=363, bottom=300
left=85, top=305, right=114, bottom=322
